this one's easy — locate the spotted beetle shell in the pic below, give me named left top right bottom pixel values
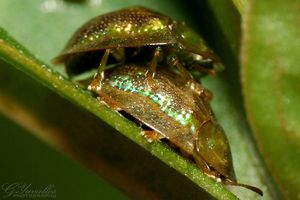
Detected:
left=53, top=6, right=218, bottom=65
left=90, top=64, right=236, bottom=183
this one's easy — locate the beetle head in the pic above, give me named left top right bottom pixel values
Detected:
left=172, top=22, right=210, bottom=57
left=194, top=120, right=236, bottom=183
left=171, top=22, right=223, bottom=75
left=194, top=120, right=263, bottom=196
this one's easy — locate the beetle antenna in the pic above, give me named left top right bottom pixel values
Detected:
left=226, top=182, right=263, bottom=196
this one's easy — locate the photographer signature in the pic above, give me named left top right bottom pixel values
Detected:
left=1, top=182, right=56, bottom=198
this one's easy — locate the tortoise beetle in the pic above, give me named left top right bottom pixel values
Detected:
left=53, top=6, right=262, bottom=195
left=53, top=6, right=222, bottom=91
left=89, top=63, right=262, bottom=195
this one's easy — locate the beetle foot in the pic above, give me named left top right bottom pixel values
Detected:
left=142, top=130, right=164, bottom=143
left=145, top=70, right=156, bottom=80
left=186, top=80, right=213, bottom=101
left=144, top=75, right=159, bottom=91
left=88, top=75, right=103, bottom=92
left=98, top=96, right=122, bottom=111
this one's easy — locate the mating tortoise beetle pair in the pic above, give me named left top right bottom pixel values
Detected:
left=53, top=6, right=262, bottom=196
left=53, top=6, right=220, bottom=89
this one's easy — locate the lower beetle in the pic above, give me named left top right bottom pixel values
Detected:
left=88, top=63, right=263, bottom=196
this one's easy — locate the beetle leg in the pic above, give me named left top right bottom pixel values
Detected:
left=167, top=56, right=203, bottom=94
left=167, top=55, right=193, bottom=83
left=98, top=95, right=123, bottom=111
left=146, top=46, right=163, bottom=79
left=191, top=63, right=217, bottom=76
left=88, top=49, right=111, bottom=92
left=166, top=56, right=213, bottom=101
left=142, top=130, right=165, bottom=143
left=97, top=49, right=111, bottom=82
left=111, top=48, right=125, bottom=63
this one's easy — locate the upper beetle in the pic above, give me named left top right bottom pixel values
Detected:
left=53, top=6, right=221, bottom=91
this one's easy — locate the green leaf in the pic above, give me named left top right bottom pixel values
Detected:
left=0, top=26, right=235, bottom=200
left=241, top=0, right=300, bottom=199
left=0, top=0, right=275, bottom=199
left=231, top=0, right=248, bottom=15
